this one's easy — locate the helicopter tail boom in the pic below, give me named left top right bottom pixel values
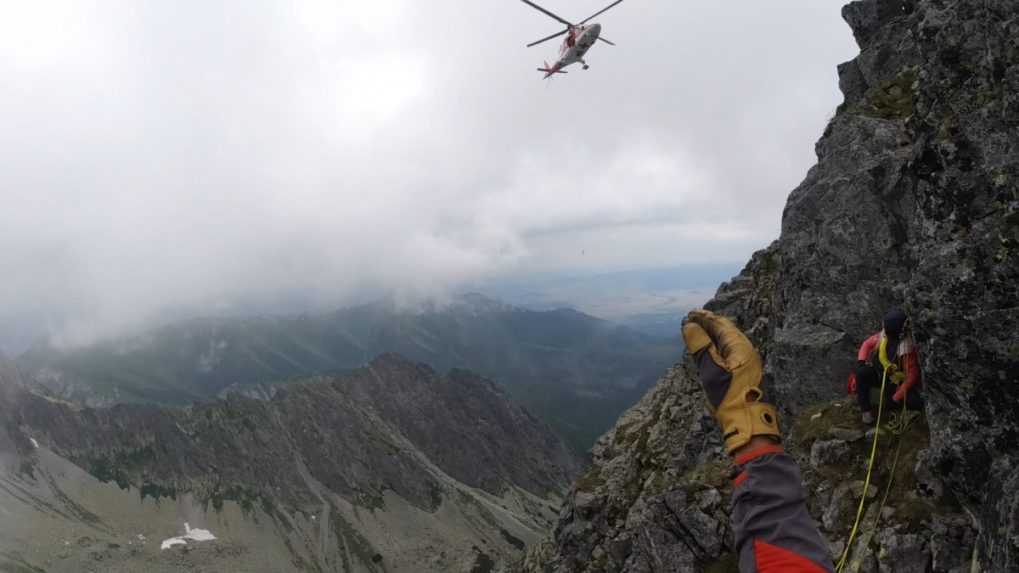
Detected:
left=537, top=61, right=567, bottom=78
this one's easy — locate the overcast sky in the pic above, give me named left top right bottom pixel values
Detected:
left=0, top=1, right=858, bottom=350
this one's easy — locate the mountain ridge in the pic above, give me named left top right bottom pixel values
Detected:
left=1, top=353, right=580, bottom=572
left=18, top=294, right=681, bottom=451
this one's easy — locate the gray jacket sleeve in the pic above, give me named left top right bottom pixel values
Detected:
left=729, top=446, right=834, bottom=573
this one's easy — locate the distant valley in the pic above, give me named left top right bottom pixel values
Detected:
left=481, top=264, right=741, bottom=338
left=17, top=294, right=684, bottom=451
left=0, top=353, right=578, bottom=572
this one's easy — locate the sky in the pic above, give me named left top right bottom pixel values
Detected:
left=0, top=1, right=858, bottom=351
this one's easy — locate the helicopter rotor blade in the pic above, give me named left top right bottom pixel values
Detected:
left=520, top=0, right=573, bottom=27
left=527, top=28, right=568, bottom=48
left=597, top=36, right=616, bottom=46
left=579, top=0, right=624, bottom=25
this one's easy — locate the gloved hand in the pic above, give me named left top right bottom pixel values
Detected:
left=682, top=309, right=781, bottom=454
left=883, top=363, right=906, bottom=385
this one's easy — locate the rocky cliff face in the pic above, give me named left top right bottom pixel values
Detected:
left=516, top=0, right=1018, bottom=571
left=0, top=354, right=580, bottom=572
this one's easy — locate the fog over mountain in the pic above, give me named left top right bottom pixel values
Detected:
left=16, top=293, right=681, bottom=451
left=1, top=1, right=855, bottom=350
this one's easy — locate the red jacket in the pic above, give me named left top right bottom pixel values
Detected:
left=857, top=332, right=920, bottom=401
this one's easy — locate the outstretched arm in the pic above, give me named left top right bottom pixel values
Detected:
left=683, top=310, right=833, bottom=573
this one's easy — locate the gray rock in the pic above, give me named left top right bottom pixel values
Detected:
left=835, top=531, right=880, bottom=573
left=811, top=439, right=852, bottom=468
left=822, top=487, right=844, bottom=533
left=855, top=552, right=878, bottom=573
left=913, top=448, right=944, bottom=500
left=927, top=514, right=977, bottom=573
left=838, top=59, right=869, bottom=103
left=608, top=535, right=632, bottom=564
left=696, top=489, right=722, bottom=512
left=823, top=481, right=869, bottom=532
left=877, top=532, right=929, bottom=573
left=676, top=508, right=724, bottom=557
left=827, top=537, right=846, bottom=561
left=515, top=0, right=1019, bottom=570
left=828, top=427, right=865, bottom=442
left=850, top=480, right=877, bottom=500
left=572, top=492, right=602, bottom=520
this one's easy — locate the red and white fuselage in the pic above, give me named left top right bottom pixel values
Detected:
left=523, top=0, right=622, bottom=79
left=539, top=23, right=602, bottom=78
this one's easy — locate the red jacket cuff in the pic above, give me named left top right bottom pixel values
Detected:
left=734, top=443, right=785, bottom=465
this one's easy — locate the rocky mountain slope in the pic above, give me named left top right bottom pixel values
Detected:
left=0, top=353, right=580, bottom=572
left=515, top=0, right=1018, bottom=571
left=19, top=294, right=679, bottom=451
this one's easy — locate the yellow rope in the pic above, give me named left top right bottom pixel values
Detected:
left=835, top=368, right=920, bottom=572
left=835, top=366, right=888, bottom=573
left=871, top=398, right=909, bottom=529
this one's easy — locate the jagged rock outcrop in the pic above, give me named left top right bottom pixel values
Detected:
left=513, top=364, right=730, bottom=573
left=0, top=354, right=580, bottom=572
left=516, top=0, right=1018, bottom=571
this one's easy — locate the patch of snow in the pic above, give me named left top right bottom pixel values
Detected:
left=186, top=527, right=216, bottom=543
left=29, top=438, right=39, bottom=449
left=160, top=538, right=186, bottom=550
left=160, top=522, right=217, bottom=550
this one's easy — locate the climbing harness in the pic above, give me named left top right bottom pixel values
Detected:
left=835, top=363, right=920, bottom=573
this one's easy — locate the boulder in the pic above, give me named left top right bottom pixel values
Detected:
left=811, top=439, right=852, bottom=468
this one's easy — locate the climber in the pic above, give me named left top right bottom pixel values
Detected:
left=683, top=310, right=833, bottom=573
left=850, top=309, right=923, bottom=425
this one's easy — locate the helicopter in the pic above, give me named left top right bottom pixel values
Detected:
left=520, top=0, right=625, bottom=79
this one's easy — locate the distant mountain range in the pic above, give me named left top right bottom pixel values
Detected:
left=17, top=294, right=682, bottom=451
left=1, top=353, right=579, bottom=572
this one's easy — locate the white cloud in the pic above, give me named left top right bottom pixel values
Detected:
left=0, top=0, right=857, bottom=348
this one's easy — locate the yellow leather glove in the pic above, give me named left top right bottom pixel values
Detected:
left=682, top=309, right=780, bottom=454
